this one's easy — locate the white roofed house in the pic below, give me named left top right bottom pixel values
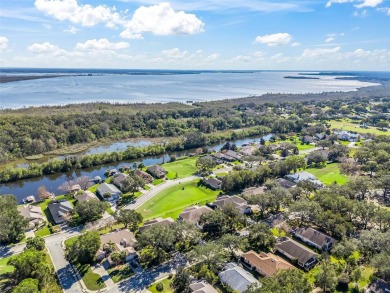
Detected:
left=97, top=183, right=122, bottom=201
left=218, top=263, right=260, bottom=293
left=17, top=205, right=44, bottom=230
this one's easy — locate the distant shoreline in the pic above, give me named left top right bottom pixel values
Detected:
left=0, top=74, right=85, bottom=83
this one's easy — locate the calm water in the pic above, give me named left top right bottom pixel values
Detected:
left=0, top=134, right=273, bottom=202
left=0, top=71, right=378, bottom=109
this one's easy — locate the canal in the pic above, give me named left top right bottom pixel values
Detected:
left=0, top=134, right=273, bottom=202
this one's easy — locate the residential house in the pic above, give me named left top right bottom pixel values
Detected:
left=47, top=200, right=74, bottom=225
left=210, top=195, right=252, bottom=214
left=367, top=279, right=390, bottom=293
left=134, top=169, right=153, bottom=183
left=218, top=263, right=260, bottom=293
left=278, top=178, right=297, bottom=189
left=315, top=133, right=326, bottom=140
left=301, top=136, right=315, bottom=144
left=97, top=183, right=122, bottom=201
left=275, top=237, right=318, bottom=270
left=202, top=155, right=223, bottom=165
left=76, top=190, right=99, bottom=203
left=335, top=130, right=359, bottom=142
left=139, top=217, right=174, bottom=233
left=17, top=205, right=44, bottom=230
left=189, top=281, right=218, bottom=293
left=178, top=206, right=214, bottom=228
left=292, top=227, right=337, bottom=251
left=112, top=172, right=129, bottom=190
left=224, top=150, right=243, bottom=161
left=70, top=184, right=81, bottom=193
left=242, top=186, right=267, bottom=197
left=240, top=145, right=256, bottom=156
left=97, top=229, right=137, bottom=263
left=242, top=250, right=294, bottom=277
left=213, top=152, right=234, bottom=162
left=147, top=165, right=167, bottom=179
left=285, top=171, right=324, bottom=188
left=202, top=177, right=222, bottom=190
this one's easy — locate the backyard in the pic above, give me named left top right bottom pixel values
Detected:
left=306, top=163, right=349, bottom=185
left=137, top=180, right=220, bottom=220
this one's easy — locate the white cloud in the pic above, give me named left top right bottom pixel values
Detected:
left=0, top=36, right=9, bottom=51
left=301, top=46, right=341, bottom=58
left=326, top=0, right=383, bottom=8
left=34, top=0, right=123, bottom=27
left=75, top=39, right=129, bottom=50
left=120, top=3, right=204, bottom=39
left=326, top=0, right=353, bottom=8
left=291, top=42, right=301, bottom=47
left=325, top=37, right=335, bottom=43
left=355, top=0, right=383, bottom=8
left=27, top=42, right=61, bottom=54
left=271, top=53, right=291, bottom=63
left=118, top=0, right=308, bottom=13
left=253, top=51, right=266, bottom=58
left=227, top=55, right=251, bottom=63
left=205, top=53, right=220, bottom=62
left=64, top=26, right=78, bottom=34
left=161, top=48, right=189, bottom=59
left=255, top=33, right=293, bottom=47
left=377, top=7, right=390, bottom=14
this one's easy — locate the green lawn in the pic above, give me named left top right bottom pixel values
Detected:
left=162, top=157, right=198, bottom=178
left=137, top=180, right=220, bottom=220
left=148, top=277, right=174, bottom=293
left=0, top=256, right=14, bottom=276
left=35, top=225, right=51, bottom=237
left=76, top=264, right=106, bottom=291
left=64, top=236, right=106, bottom=291
left=152, top=179, right=164, bottom=185
left=107, top=265, right=134, bottom=283
left=329, top=119, right=390, bottom=136
left=121, top=191, right=143, bottom=206
left=306, top=163, right=349, bottom=185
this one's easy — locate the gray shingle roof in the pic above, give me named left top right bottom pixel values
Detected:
left=48, top=200, right=73, bottom=224
left=218, top=263, right=260, bottom=293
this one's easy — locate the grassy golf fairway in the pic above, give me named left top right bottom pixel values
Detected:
left=163, top=157, right=198, bottom=178
left=137, top=180, right=219, bottom=220
left=306, top=163, right=348, bottom=185
left=329, top=119, right=389, bottom=136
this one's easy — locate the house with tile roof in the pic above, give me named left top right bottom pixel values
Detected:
left=178, top=206, right=213, bottom=228
left=241, top=250, right=294, bottom=277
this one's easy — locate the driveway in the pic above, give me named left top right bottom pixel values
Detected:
left=123, top=176, right=198, bottom=210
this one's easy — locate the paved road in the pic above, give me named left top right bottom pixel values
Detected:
left=45, top=228, right=84, bottom=293
left=0, top=228, right=84, bottom=293
left=123, top=176, right=198, bottom=210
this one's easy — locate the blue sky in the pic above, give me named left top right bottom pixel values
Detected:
left=0, top=0, right=389, bottom=70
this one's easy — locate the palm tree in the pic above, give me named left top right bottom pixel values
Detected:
left=103, top=241, right=116, bottom=255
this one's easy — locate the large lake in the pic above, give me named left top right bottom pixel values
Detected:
left=0, top=71, right=378, bottom=109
